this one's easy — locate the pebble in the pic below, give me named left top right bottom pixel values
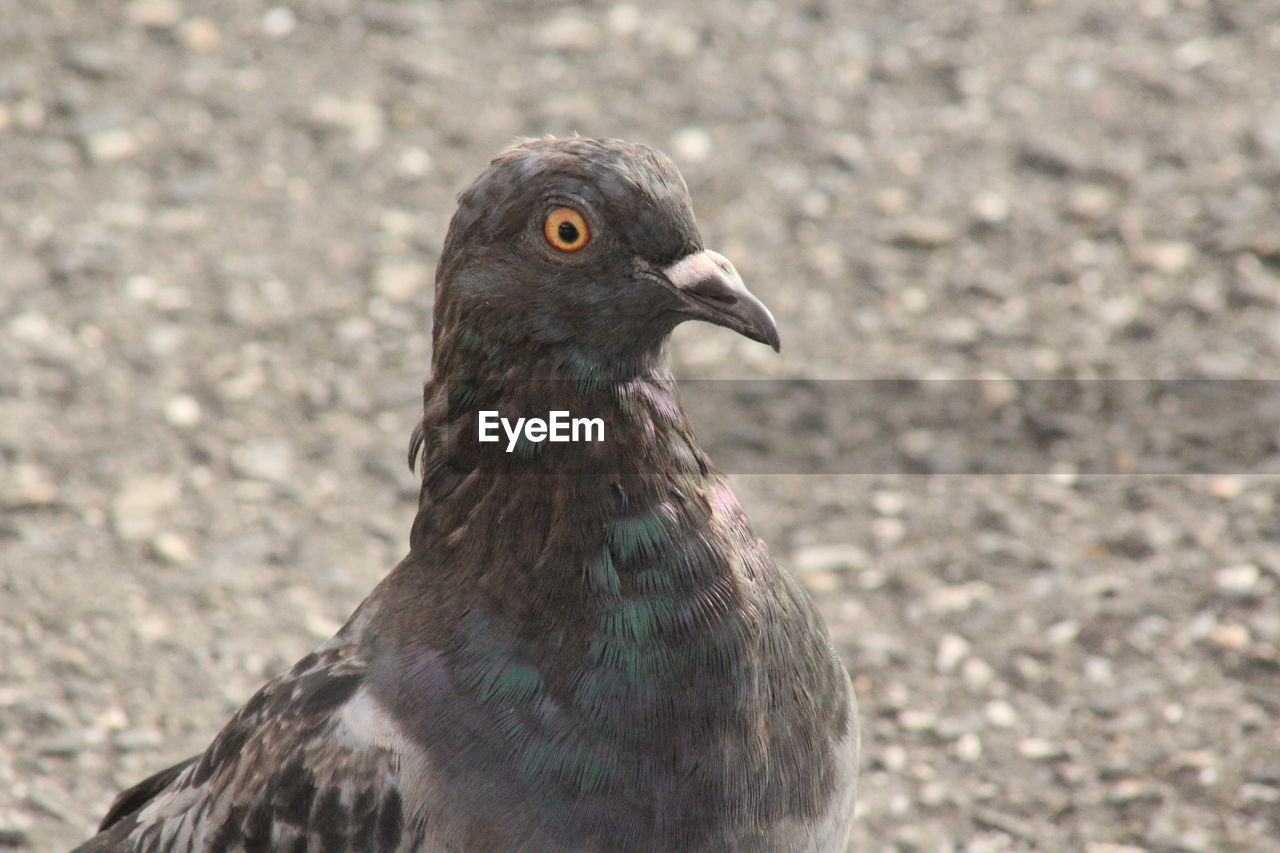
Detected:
left=64, top=43, right=120, bottom=79
left=396, top=146, right=433, bottom=178
left=231, top=438, right=296, bottom=484
left=1018, top=737, right=1064, bottom=760
left=1084, top=845, right=1147, bottom=853
left=151, top=531, right=195, bottom=565
left=1208, top=623, right=1250, bottom=650
left=954, top=731, right=983, bottom=761
left=82, top=126, right=139, bottom=163
left=889, top=217, right=959, bottom=249
left=898, top=709, right=937, bottom=731
left=936, top=633, right=970, bottom=673
left=961, top=657, right=996, bottom=692
left=870, top=517, right=906, bottom=544
left=1239, top=783, right=1280, bottom=804
left=983, top=699, right=1019, bottom=728
left=970, top=190, right=1009, bottom=225
left=111, top=476, right=181, bottom=541
left=880, top=743, right=908, bottom=772
left=179, top=17, right=222, bottom=52
left=374, top=260, right=430, bottom=303
left=2, top=464, right=57, bottom=508
left=1065, top=184, right=1116, bottom=221
left=1214, top=563, right=1260, bottom=596
left=309, top=95, right=385, bottom=152
left=537, top=11, right=600, bottom=52
left=261, top=6, right=297, bottom=38
left=113, top=727, right=163, bottom=751
left=792, top=544, right=867, bottom=574
left=1106, top=779, right=1163, bottom=804
left=870, top=490, right=906, bottom=516
left=926, top=581, right=993, bottom=614
left=163, top=394, right=202, bottom=427
left=669, top=127, right=713, bottom=164
left=1132, top=241, right=1196, bottom=274
left=126, top=0, right=181, bottom=28
left=1046, top=619, right=1081, bottom=645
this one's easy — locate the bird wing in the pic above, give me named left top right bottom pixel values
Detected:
left=74, top=610, right=430, bottom=853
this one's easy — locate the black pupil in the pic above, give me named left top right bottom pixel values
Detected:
left=557, top=221, right=580, bottom=244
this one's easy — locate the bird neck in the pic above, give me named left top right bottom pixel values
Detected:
left=398, top=343, right=724, bottom=636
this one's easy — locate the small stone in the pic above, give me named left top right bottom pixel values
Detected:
left=970, top=190, right=1009, bottom=225
left=983, top=699, right=1019, bottom=728
left=231, top=438, right=295, bottom=484
left=83, top=127, right=139, bottom=163
left=537, top=11, right=600, bottom=51
left=1107, top=779, right=1163, bottom=804
left=670, top=127, right=713, bottom=164
left=880, top=743, right=908, bottom=772
left=898, top=709, right=936, bottom=731
left=1065, top=184, right=1115, bottom=221
left=889, top=217, right=958, bottom=249
left=954, top=732, right=982, bottom=761
left=1084, top=656, right=1115, bottom=684
left=1133, top=241, right=1196, bottom=274
left=875, top=187, right=908, bottom=215
left=1208, top=623, right=1250, bottom=650
left=1239, top=783, right=1280, bottom=804
left=791, top=544, right=867, bottom=574
left=1018, top=737, right=1064, bottom=760
left=179, top=17, right=222, bottom=52
left=114, top=727, right=163, bottom=751
left=112, top=476, right=181, bottom=541
left=374, top=260, right=429, bottom=303
left=163, top=394, right=202, bottom=426
left=310, top=95, right=385, bottom=151
left=151, top=531, right=195, bottom=565
left=870, top=490, right=905, bottom=516
left=829, top=133, right=866, bottom=170
left=800, top=570, right=841, bottom=595
left=1214, top=563, right=1260, bottom=596
left=1084, top=845, right=1148, bottom=853
left=261, top=6, right=297, bottom=38
left=926, top=581, right=993, bottom=614
left=64, top=43, right=120, bottom=78
left=1046, top=619, right=1081, bottom=645
left=396, top=146, right=433, bottom=178
left=936, top=633, right=970, bottom=673
left=126, top=0, right=181, bottom=28
left=1207, top=476, right=1245, bottom=498
left=305, top=612, right=343, bottom=640
left=870, top=517, right=905, bottom=544
left=3, top=464, right=57, bottom=507
left=606, top=4, right=640, bottom=35
left=961, top=657, right=995, bottom=691
left=9, top=311, right=52, bottom=344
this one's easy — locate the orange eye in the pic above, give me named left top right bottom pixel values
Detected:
left=543, top=207, right=591, bottom=252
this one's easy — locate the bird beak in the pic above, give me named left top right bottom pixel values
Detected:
left=662, top=250, right=781, bottom=352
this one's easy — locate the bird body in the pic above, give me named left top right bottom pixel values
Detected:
left=75, top=138, right=858, bottom=853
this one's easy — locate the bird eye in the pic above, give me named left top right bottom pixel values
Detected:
left=543, top=207, right=591, bottom=253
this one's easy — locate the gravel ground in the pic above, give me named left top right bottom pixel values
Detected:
left=3, top=1, right=1280, bottom=851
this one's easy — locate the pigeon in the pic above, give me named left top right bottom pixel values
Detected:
left=74, top=137, right=859, bottom=853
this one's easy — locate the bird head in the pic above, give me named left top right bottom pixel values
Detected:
left=431, top=137, right=779, bottom=376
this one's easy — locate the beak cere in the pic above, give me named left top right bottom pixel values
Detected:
left=662, top=250, right=782, bottom=352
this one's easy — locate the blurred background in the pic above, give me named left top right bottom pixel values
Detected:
left=3, top=1, right=1280, bottom=850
